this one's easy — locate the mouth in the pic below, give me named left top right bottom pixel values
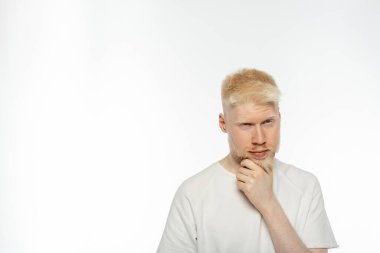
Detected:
left=248, top=150, right=269, bottom=160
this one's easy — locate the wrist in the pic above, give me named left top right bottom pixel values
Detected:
left=258, top=195, right=279, bottom=217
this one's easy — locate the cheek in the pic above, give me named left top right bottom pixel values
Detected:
left=267, top=128, right=280, bottom=146
left=229, top=129, right=250, bottom=146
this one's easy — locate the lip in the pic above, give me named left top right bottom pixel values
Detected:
left=248, top=150, right=269, bottom=160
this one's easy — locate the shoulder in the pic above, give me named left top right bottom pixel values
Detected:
left=275, top=159, right=320, bottom=195
left=174, top=162, right=221, bottom=201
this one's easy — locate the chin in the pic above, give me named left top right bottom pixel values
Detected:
left=251, top=157, right=274, bottom=172
left=231, top=151, right=273, bottom=171
left=244, top=152, right=275, bottom=172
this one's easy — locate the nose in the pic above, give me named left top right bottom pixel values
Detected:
left=252, top=125, right=266, bottom=145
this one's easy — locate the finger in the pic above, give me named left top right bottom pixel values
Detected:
left=238, top=167, right=257, bottom=178
left=241, top=159, right=265, bottom=173
left=236, top=172, right=249, bottom=183
left=238, top=166, right=251, bottom=176
left=236, top=180, right=245, bottom=191
left=261, top=166, right=270, bottom=175
left=241, top=159, right=260, bottom=170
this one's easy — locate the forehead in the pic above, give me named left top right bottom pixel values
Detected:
left=227, top=102, right=277, bottom=121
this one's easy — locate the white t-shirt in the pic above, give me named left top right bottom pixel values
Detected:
left=157, top=159, right=338, bottom=253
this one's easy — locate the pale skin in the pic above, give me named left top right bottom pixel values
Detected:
left=219, top=102, right=327, bottom=253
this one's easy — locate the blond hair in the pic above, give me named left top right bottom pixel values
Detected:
left=221, top=68, right=280, bottom=110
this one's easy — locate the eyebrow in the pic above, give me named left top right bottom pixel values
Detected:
left=237, top=114, right=279, bottom=124
left=265, top=115, right=279, bottom=120
left=260, top=115, right=278, bottom=123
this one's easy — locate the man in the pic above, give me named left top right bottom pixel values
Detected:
left=157, top=68, right=338, bottom=253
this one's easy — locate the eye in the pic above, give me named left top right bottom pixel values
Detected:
left=239, top=123, right=253, bottom=129
left=262, top=119, right=274, bottom=126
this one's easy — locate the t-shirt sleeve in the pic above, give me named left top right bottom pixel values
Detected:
left=157, top=185, right=197, bottom=253
left=301, top=178, right=338, bottom=249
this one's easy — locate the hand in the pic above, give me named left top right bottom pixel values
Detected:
left=236, top=159, right=275, bottom=213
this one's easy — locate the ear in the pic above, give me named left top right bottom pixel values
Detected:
left=219, top=113, right=227, bottom=133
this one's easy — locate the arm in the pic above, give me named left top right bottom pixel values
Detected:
left=157, top=186, right=197, bottom=253
left=260, top=196, right=327, bottom=253
left=236, top=159, right=327, bottom=253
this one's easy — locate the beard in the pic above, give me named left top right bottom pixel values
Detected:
left=230, top=144, right=275, bottom=173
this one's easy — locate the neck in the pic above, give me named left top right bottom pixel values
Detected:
left=219, top=154, right=240, bottom=175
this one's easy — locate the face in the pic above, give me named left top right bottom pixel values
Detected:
left=219, top=102, right=280, bottom=171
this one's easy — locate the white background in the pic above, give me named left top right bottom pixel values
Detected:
left=1, top=0, right=379, bottom=252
